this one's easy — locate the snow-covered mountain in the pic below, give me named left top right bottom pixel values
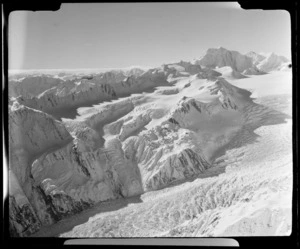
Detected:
left=194, top=47, right=256, bottom=73
left=244, top=51, right=291, bottom=73
left=193, top=47, right=291, bottom=76
left=256, top=53, right=290, bottom=73
left=8, top=47, right=292, bottom=237
left=9, top=47, right=290, bottom=120
left=245, top=51, right=266, bottom=66
left=12, top=64, right=220, bottom=119
left=9, top=75, right=64, bottom=98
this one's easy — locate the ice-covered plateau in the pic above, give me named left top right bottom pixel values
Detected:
left=8, top=47, right=292, bottom=237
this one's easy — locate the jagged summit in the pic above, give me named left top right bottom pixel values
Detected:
left=245, top=51, right=266, bottom=66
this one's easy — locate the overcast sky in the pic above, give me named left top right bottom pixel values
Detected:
left=9, top=2, right=291, bottom=70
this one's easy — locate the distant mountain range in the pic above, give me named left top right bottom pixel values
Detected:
left=194, top=47, right=290, bottom=74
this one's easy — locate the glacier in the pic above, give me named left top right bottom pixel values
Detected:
left=7, top=47, right=292, bottom=237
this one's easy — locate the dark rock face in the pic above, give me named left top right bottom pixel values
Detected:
left=168, top=118, right=179, bottom=125
left=8, top=172, right=94, bottom=237
left=9, top=196, right=41, bottom=237
left=221, top=97, right=238, bottom=110
left=184, top=148, right=210, bottom=171
left=190, top=99, right=203, bottom=113
left=179, top=102, right=191, bottom=114
left=72, top=144, right=91, bottom=177
left=34, top=185, right=91, bottom=222
left=81, top=75, right=93, bottom=80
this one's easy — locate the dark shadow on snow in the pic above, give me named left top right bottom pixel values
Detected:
left=30, top=194, right=143, bottom=237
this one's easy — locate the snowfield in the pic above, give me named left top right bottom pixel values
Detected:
left=8, top=47, right=292, bottom=237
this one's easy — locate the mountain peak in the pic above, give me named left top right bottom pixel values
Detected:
left=197, top=47, right=253, bottom=72
left=268, top=52, right=277, bottom=58
left=256, top=52, right=290, bottom=72
left=207, top=47, right=228, bottom=53
left=246, top=51, right=259, bottom=56
left=217, top=46, right=227, bottom=50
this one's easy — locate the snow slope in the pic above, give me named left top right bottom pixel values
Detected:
left=229, top=71, right=292, bottom=98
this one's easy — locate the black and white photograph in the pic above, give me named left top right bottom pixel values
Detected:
left=5, top=2, right=293, bottom=239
